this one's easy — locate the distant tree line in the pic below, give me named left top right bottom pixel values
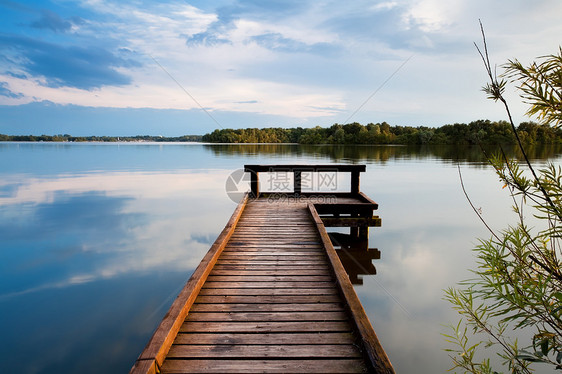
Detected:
left=3, top=120, right=561, bottom=145
left=202, top=120, right=562, bottom=145
left=0, top=134, right=203, bottom=142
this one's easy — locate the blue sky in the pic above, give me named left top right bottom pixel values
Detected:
left=0, top=0, right=561, bottom=136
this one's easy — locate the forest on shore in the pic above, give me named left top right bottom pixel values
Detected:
left=0, top=134, right=202, bottom=142
left=202, top=120, right=562, bottom=145
left=3, top=120, right=562, bottom=145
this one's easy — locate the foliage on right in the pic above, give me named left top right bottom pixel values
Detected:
left=444, top=26, right=562, bottom=373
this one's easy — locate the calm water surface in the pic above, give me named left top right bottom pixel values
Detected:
left=1, top=142, right=561, bottom=373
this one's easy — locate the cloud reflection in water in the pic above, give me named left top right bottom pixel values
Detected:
left=0, top=170, right=237, bottom=299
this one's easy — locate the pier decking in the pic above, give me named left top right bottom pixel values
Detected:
left=130, top=165, right=393, bottom=374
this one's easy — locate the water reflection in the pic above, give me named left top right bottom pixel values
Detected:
left=205, top=143, right=562, bottom=164
left=0, top=167, right=241, bottom=373
left=0, top=171, right=237, bottom=299
left=332, top=242, right=380, bottom=286
left=328, top=232, right=381, bottom=285
left=1, top=143, right=560, bottom=374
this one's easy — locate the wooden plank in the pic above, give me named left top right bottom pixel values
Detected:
left=314, top=203, right=376, bottom=215
left=308, top=203, right=394, bottom=373
left=202, top=281, right=335, bottom=289
left=128, top=360, right=157, bottom=374
left=237, top=221, right=300, bottom=225
left=235, top=221, right=316, bottom=225
left=161, top=359, right=368, bottom=373
left=180, top=321, right=353, bottom=333
left=205, top=275, right=332, bottom=282
left=215, top=261, right=329, bottom=266
left=249, top=168, right=259, bottom=197
left=244, top=164, right=366, bottom=173
left=129, top=193, right=249, bottom=374
left=215, top=260, right=328, bottom=266
left=239, top=213, right=312, bottom=216
left=190, top=303, right=345, bottom=313
left=198, top=288, right=338, bottom=296
left=194, top=295, right=341, bottom=304
left=216, top=256, right=326, bottom=262
left=133, top=165, right=392, bottom=374
left=185, top=311, right=348, bottom=322
left=351, top=169, right=360, bottom=194
left=209, top=269, right=330, bottom=276
left=166, top=344, right=361, bottom=358
left=222, top=248, right=324, bottom=252
left=173, top=332, right=356, bottom=345
left=236, top=221, right=315, bottom=224
left=230, top=229, right=314, bottom=232
left=225, top=244, right=322, bottom=248
left=234, top=223, right=314, bottom=227
left=217, top=255, right=326, bottom=261
left=221, top=246, right=326, bottom=254
left=229, top=233, right=319, bottom=237
left=219, top=252, right=325, bottom=257
left=227, top=240, right=320, bottom=243
left=212, top=265, right=331, bottom=271
left=227, top=240, right=319, bottom=243
left=233, top=225, right=316, bottom=228
left=321, top=216, right=382, bottom=227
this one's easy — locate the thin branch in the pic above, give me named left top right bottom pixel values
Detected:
left=458, top=163, right=502, bottom=242
left=476, top=20, right=562, bottom=222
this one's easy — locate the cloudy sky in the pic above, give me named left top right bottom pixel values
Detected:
left=0, top=0, right=561, bottom=136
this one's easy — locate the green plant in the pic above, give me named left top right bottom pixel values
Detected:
left=444, top=23, right=562, bottom=373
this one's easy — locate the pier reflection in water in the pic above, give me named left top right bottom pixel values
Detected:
left=329, top=232, right=381, bottom=285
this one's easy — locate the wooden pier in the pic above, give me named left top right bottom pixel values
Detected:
left=130, top=165, right=393, bottom=373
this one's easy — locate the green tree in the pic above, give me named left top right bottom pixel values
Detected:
left=444, top=27, right=562, bottom=373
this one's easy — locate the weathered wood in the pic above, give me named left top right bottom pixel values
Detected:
left=244, top=164, right=366, bottom=173
left=180, top=321, right=353, bottom=333
left=314, top=203, right=377, bottom=215
left=185, top=311, right=348, bottom=322
left=203, top=281, right=336, bottom=289
left=308, top=203, right=394, bottom=373
left=205, top=275, right=333, bottom=282
left=322, top=216, right=382, bottom=227
left=244, top=164, right=366, bottom=196
left=132, top=164, right=391, bottom=374
left=351, top=169, right=360, bottom=194
left=222, top=247, right=324, bottom=252
left=212, top=265, right=331, bottom=271
left=173, top=332, right=355, bottom=345
left=129, top=193, right=249, bottom=374
left=161, top=359, right=368, bottom=373
left=198, top=288, right=338, bottom=296
left=216, top=255, right=326, bottom=262
left=194, top=295, right=342, bottom=304
left=190, top=303, right=345, bottom=313
left=129, top=360, right=157, bottom=374
left=167, top=344, right=361, bottom=358
left=249, top=169, right=259, bottom=198
left=209, top=269, right=331, bottom=276
left=215, top=260, right=329, bottom=266
left=225, top=243, right=322, bottom=248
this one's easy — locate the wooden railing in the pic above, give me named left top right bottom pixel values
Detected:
left=244, top=164, right=366, bottom=197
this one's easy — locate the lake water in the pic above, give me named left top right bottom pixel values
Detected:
left=1, top=142, right=561, bottom=373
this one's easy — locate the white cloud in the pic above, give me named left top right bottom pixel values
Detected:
left=401, top=0, right=464, bottom=32
left=3, top=0, right=562, bottom=129
left=371, top=1, right=399, bottom=12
